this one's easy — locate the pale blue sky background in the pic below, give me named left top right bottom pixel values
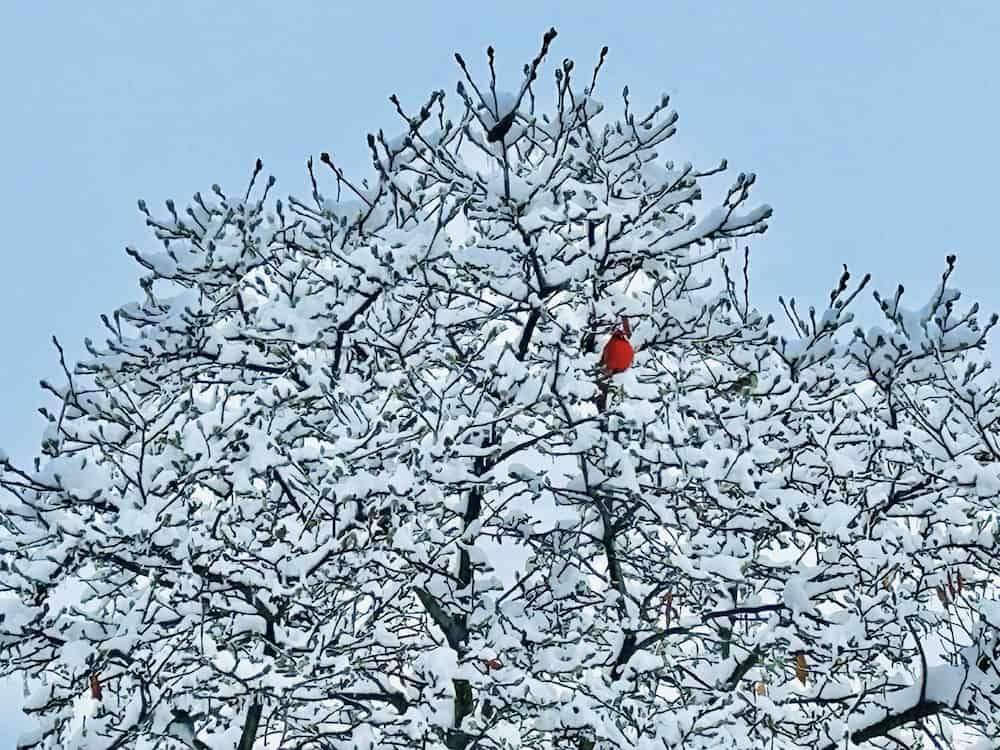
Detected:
left=1, top=1, right=998, bottom=742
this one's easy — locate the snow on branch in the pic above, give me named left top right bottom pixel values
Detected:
left=3, top=27, right=1000, bottom=750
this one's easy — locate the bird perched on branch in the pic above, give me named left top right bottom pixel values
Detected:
left=596, top=318, right=634, bottom=412
left=601, top=318, right=634, bottom=373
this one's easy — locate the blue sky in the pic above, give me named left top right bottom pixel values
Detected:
left=1, top=1, right=998, bottom=741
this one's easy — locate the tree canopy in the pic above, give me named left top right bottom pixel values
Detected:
left=3, top=29, right=1000, bottom=750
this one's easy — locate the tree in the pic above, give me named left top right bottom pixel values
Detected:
left=2, top=28, right=1000, bottom=750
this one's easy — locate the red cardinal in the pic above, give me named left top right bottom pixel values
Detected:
left=596, top=318, right=634, bottom=411
left=601, top=318, right=634, bottom=374
left=90, top=674, right=102, bottom=701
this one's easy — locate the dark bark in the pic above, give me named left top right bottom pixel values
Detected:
left=486, top=110, right=517, bottom=143
left=236, top=701, right=263, bottom=750
left=818, top=699, right=949, bottom=750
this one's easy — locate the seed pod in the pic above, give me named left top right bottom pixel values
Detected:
left=936, top=585, right=951, bottom=608
left=794, top=653, right=808, bottom=685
